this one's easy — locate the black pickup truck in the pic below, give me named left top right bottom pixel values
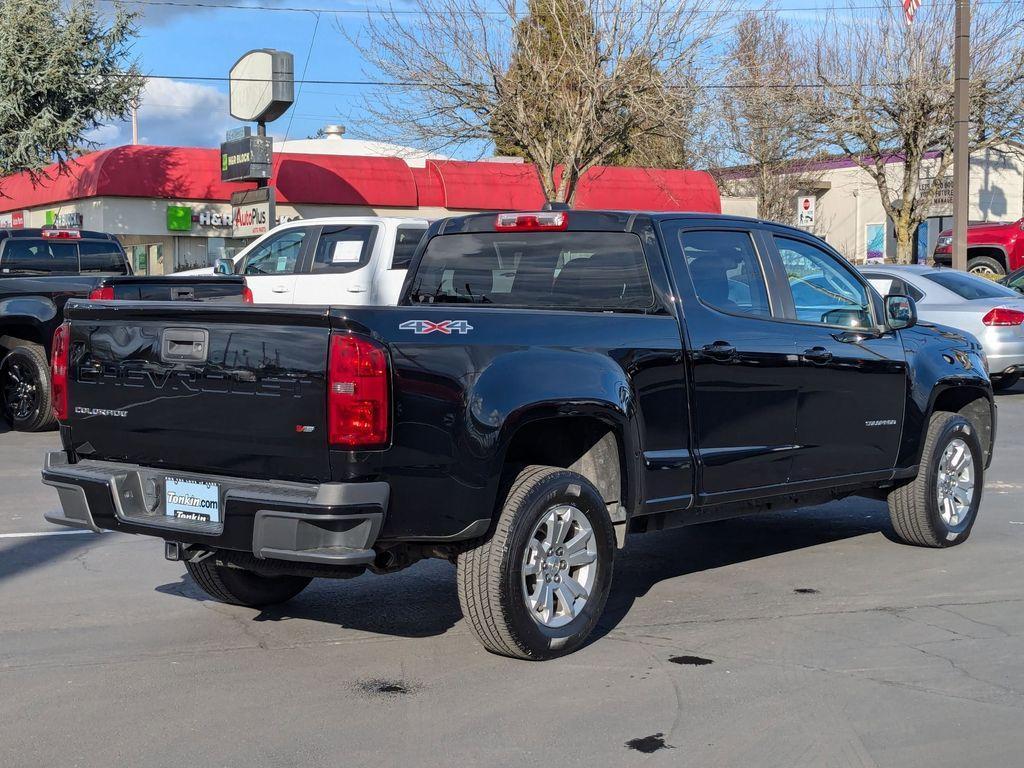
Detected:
left=41, top=211, right=995, bottom=659
left=1, top=228, right=248, bottom=431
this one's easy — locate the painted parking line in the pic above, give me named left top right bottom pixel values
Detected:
left=0, top=530, right=97, bottom=539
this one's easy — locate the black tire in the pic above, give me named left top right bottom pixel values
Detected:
left=456, top=465, right=615, bottom=660
left=967, top=255, right=1005, bottom=277
left=991, top=372, right=1021, bottom=392
left=887, top=412, right=983, bottom=547
left=1, top=344, right=55, bottom=432
left=185, top=557, right=311, bottom=607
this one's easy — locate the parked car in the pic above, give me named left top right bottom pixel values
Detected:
left=42, top=211, right=994, bottom=659
left=932, top=218, right=1024, bottom=276
left=861, top=264, right=1024, bottom=391
left=184, top=216, right=429, bottom=305
left=1, top=227, right=250, bottom=431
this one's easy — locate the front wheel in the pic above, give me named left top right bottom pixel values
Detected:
left=185, top=557, right=311, bottom=607
left=967, top=255, right=1005, bottom=277
left=887, top=412, right=983, bottom=547
left=456, top=465, right=615, bottom=660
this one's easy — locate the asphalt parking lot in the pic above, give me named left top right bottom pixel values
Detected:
left=2, top=393, right=1023, bottom=768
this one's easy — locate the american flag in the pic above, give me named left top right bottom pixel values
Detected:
left=903, top=0, right=921, bottom=23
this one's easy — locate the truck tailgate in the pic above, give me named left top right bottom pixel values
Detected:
left=63, top=301, right=333, bottom=482
left=102, top=275, right=248, bottom=302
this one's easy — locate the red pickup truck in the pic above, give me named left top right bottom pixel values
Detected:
left=933, top=218, right=1024, bottom=276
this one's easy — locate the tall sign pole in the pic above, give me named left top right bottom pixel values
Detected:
left=952, top=0, right=970, bottom=272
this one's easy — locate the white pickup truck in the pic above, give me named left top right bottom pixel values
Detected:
left=190, top=216, right=429, bottom=305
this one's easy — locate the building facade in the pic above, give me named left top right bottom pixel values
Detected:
left=0, top=140, right=722, bottom=274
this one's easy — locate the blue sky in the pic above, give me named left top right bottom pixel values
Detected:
left=93, top=0, right=852, bottom=156
left=94, top=1, right=383, bottom=150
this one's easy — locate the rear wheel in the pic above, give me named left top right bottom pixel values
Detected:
left=991, top=372, right=1021, bottom=392
left=967, top=255, right=1005, bottom=277
left=1, top=344, right=55, bottom=432
left=456, top=465, right=615, bottom=660
left=185, top=557, right=311, bottom=607
left=887, top=412, right=982, bottom=547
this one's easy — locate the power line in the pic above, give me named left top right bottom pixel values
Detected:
left=133, top=72, right=932, bottom=89
left=100, top=0, right=1004, bottom=17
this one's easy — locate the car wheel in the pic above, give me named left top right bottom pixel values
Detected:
left=185, top=557, right=311, bottom=607
left=887, top=412, right=982, bottom=547
left=456, top=465, right=615, bottom=660
left=967, top=255, right=1005, bottom=277
left=1, top=344, right=55, bottom=432
left=991, top=372, right=1021, bottom=392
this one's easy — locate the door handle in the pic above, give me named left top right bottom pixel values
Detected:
left=271, top=285, right=290, bottom=293
left=700, top=341, right=737, bottom=361
left=347, top=285, right=367, bottom=293
left=802, top=346, right=833, bottom=364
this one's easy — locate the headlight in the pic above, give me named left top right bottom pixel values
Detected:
left=936, top=236, right=953, bottom=248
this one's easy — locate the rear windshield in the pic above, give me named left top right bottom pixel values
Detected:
left=407, top=232, right=655, bottom=311
left=0, top=238, right=126, bottom=275
left=923, top=270, right=1019, bottom=300
left=79, top=240, right=129, bottom=274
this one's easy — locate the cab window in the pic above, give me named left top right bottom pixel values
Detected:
left=776, top=237, right=873, bottom=328
left=680, top=230, right=772, bottom=318
left=309, top=226, right=378, bottom=274
left=391, top=226, right=427, bottom=270
left=241, top=229, right=307, bottom=276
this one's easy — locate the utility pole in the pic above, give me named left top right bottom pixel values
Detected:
left=952, top=0, right=970, bottom=271
left=131, top=100, right=139, bottom=145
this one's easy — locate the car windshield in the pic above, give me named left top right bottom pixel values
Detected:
left=923, top=270, right=1020, bottom=300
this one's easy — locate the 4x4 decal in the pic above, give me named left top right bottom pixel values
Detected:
left=399, top=320, right=474, bottom=335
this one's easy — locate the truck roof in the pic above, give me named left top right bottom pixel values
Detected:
left=0, top=228, right=119, bottom=240
left=439, top=210, right=817, bottom=240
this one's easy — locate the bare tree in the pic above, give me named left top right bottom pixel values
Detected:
left=806, top=0, right=1024, bottom=263
left=351, top=0, right=721, bottom=203
left=716, top=10, right=822, bottom=225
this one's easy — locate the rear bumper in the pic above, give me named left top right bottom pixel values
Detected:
left=41, top=451, right=386, bottom=566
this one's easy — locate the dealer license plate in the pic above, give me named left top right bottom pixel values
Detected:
left=164, top=477, right=221, bottom=524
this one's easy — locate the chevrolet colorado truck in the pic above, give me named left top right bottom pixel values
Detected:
left=1, top=227, right=248, bottom=431
left=933, top=217, right=1024, bottom=276
left=41, top=211, right=995, bottom=659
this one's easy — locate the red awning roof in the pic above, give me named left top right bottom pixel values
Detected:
left=0, top=145, right=720, bottom=214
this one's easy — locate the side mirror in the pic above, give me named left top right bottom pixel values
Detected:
left=213, top=257, right=235, bottom=276
left=886, top=294, right=917, bottom=330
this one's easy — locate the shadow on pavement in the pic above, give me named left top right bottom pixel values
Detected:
left=155, top=498, right=890, bottom=644
left=0, top=534, right=99, bottom=581
left=156, top=558, right=463, bottom=639
left=590, top=499, right=891, bottom=644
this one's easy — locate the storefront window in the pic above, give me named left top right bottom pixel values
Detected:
left=208, top=237, right=248, bottom=263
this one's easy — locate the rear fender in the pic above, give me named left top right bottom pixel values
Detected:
left=474, top=349, right=643, bottom=518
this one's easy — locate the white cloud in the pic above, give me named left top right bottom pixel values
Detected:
left=88, top=78, right=236, bottom=149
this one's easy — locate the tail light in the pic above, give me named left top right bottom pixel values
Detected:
left=983, top=307, right=1024, bottom=326
left=41, top=228, right=81, bottom=239
left=242, top=284, right=254, bottom=304
left=88, top=286, right=115, bottom=301
left=494, top=211, right=567, bottom=231
left=327, top=333, right=389, bottom=448
left=51, top=322, right=71, bottom=422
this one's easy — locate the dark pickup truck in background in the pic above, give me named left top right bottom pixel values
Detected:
left=1, top=228, right=248, bottom=431
left=42, top=211, right=995, bottom=659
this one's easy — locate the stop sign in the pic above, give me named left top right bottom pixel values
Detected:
left=802, top=198, right=811, bottom=210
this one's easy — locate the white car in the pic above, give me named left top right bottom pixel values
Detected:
left=185, top=217, right=429, bottom=305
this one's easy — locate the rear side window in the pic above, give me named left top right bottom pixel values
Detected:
left=863, top=273, right=924, bottom=302
left=407, top=232, right=655, bottom=311
left=309, top=225, right=378, bottom=274
left=391, top=226, right=427, bottom=270
left=923, top=270, right=1019, bottom=300
left=680, top=230, right=771, bottom=318
left=79, top=240, right=128, bottom=274
left=0, top=239, right=78, bottom=274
